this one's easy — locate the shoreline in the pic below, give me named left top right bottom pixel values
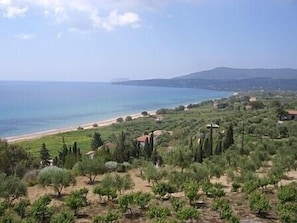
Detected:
left=5, top=111, right=156, bottom=143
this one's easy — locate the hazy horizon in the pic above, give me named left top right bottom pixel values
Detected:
left=1, top=0, right=296, bottom=82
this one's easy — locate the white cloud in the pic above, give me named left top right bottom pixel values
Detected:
left=4, top=6, right=28, bottom=18
left=15, top=33, right=35, bottom=40
left=92, top=10, right=140, bottom=31
left=0, top=0, right=171, bottom=30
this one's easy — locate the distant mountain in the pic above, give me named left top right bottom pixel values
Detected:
left=173, top=67, right=297, bottom=80
left=113, top=67, right=297, bottom=91
left=110, top=78, right=130, bottom=83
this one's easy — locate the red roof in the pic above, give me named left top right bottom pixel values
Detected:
left=287, top=110, right=297, bottom=115
left=137, top=135, right=149, bottom=142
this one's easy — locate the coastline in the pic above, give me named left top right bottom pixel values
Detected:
left=5, top=111, right=156, bottom=143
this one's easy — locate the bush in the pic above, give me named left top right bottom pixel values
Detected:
left=50, top=210, right=75, bottom=223
left=249, top=191, right=271, bottom=217
left=147, top=205, right=170, bottom=221
left=177, top=206, right=199, bottom=221
left=125, top=116, right=132, bottom=121
left=231, top=182, right=241, bottom=192
left=105, top=161, right=118, bottom=172
left=92, top=211, right=119, bottom=223
left=170, top=197, right=185, bottom=212
left=23, top=169, right=39, bottom=186
left=278, top=184, right=297, bottom=204
left=183, top=181, right=199, bottom=205
left=116, top=117, right=124, bottom=123
left=152, top=182, right=176, bottom=197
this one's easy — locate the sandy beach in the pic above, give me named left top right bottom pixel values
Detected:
left=5, top=111, right=156, bottom=143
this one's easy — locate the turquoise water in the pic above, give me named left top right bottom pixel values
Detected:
left=0, top=81, right=232, bottom=138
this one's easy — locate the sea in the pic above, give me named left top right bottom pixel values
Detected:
left=0, top=81, right=232, bottom=138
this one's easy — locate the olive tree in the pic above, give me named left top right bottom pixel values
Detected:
left=74, top=158, right=106, bottom=184
left=0, top=173, right=27, bottom=206
left=38, top=166, right=76, bottom=197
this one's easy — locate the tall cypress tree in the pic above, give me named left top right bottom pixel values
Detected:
left=143, top=137, right=151, bottom=160
left=40, top=143, right=51, bottom=167
left=91, top=132, right=103, bottom=150
left=203, top=137, right=211, bottom=158
left=223, top=124, right=234, bottom=150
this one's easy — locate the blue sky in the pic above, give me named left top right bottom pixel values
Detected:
left=0, top=0, right=296, bottom=82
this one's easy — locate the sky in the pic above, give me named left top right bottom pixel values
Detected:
left=0, top=0, right=297, bottom=82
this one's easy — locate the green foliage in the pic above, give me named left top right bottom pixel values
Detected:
left=65, top=188, right=88, bottom=216
left=152, top=182, right=176, bottom=197
left=278, top=184, right=297, bottom=204
left=74, top=158, right=107, bottom=184
left=249, top=101, right=265, bottom=110
left=147, top=205, right=170, bottom=221
left=249, top=191, right=271, bottom=217
left=93, top=185, right=117, bottom=202
left=38, top=166, right=76, bottom=197
left=242, top=180, right=260, bottom=195
left=50, top=210, right=75, bottom=223
left=231, top=182, right=241, bottom=192
left=177, top=206, right=199, bottom=221
left=118, top=193, right=134, bottom=212
left=183, top=181, right=199, bottom=205
left=91, top=132, right=103, bottom=150
left=277, top=203, right=297, bottom=223
left=125, top=116, right=132, bottom=121
left=113, top=173, right=134, bottom=195
left=13, top=198, right=30, bottom=219
left=0, top=140, right=34, bottom=177
left=167, top=146, right=191, bottom=172
left=170, top=197, right=185, bottom=212
left=93, top=173, right=133, bottom=202
left=118, top=192, right=151, bottom=213
left=134, top=191, right=151, bottom=209
left=30, top=195, right=52, bottom=223
left=142, top=163, right=166, bottom=185
left=211, top=199, right=237, bottom=221
left=116, top=117, right=123, bottom=123
left=223, top=124, right=234, bottom=150
left=92, top=210, right=120, bottom=223
left=0, top=173, right=27, bottom=206
left=40, top=143, right=51, bottom=167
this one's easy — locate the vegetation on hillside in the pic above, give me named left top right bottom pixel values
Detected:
left=1, top=91, right=297, bottom=222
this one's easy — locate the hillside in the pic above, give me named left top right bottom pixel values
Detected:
left=113, top=67, right=297, bottom=91
left=173, top=67, right=297, bottom=80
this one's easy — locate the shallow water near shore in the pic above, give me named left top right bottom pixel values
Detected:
left=0, top=81, right=232, bottom=138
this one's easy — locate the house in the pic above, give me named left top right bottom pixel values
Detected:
left=284, top=110, right=297, bottom=120
left=136, top=130, right=172, bottom=147
left=85, top=150, right=96, bottom=159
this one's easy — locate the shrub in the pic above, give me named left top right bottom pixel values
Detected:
left=170, top=197, right=185, bottom=212
left=92, top=211, right=119, bottom=223
left=152, top=182, right=176, bottom=197
left=231, top=182, right=241, bottom=192
left=147, top=205, right=170, bottom=221
left=105, top=161, right=118, bottom=172
left=177, top=206, right=199, bottom=221
left=183, top=181, right=199, bottom=205
left=249, top=191, right=271, bottom=217
left=116, top=117, right=124, bottom=123
left=278, top=184, right=297, bottom=204
left=50, top=210, right=75, bottom=223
